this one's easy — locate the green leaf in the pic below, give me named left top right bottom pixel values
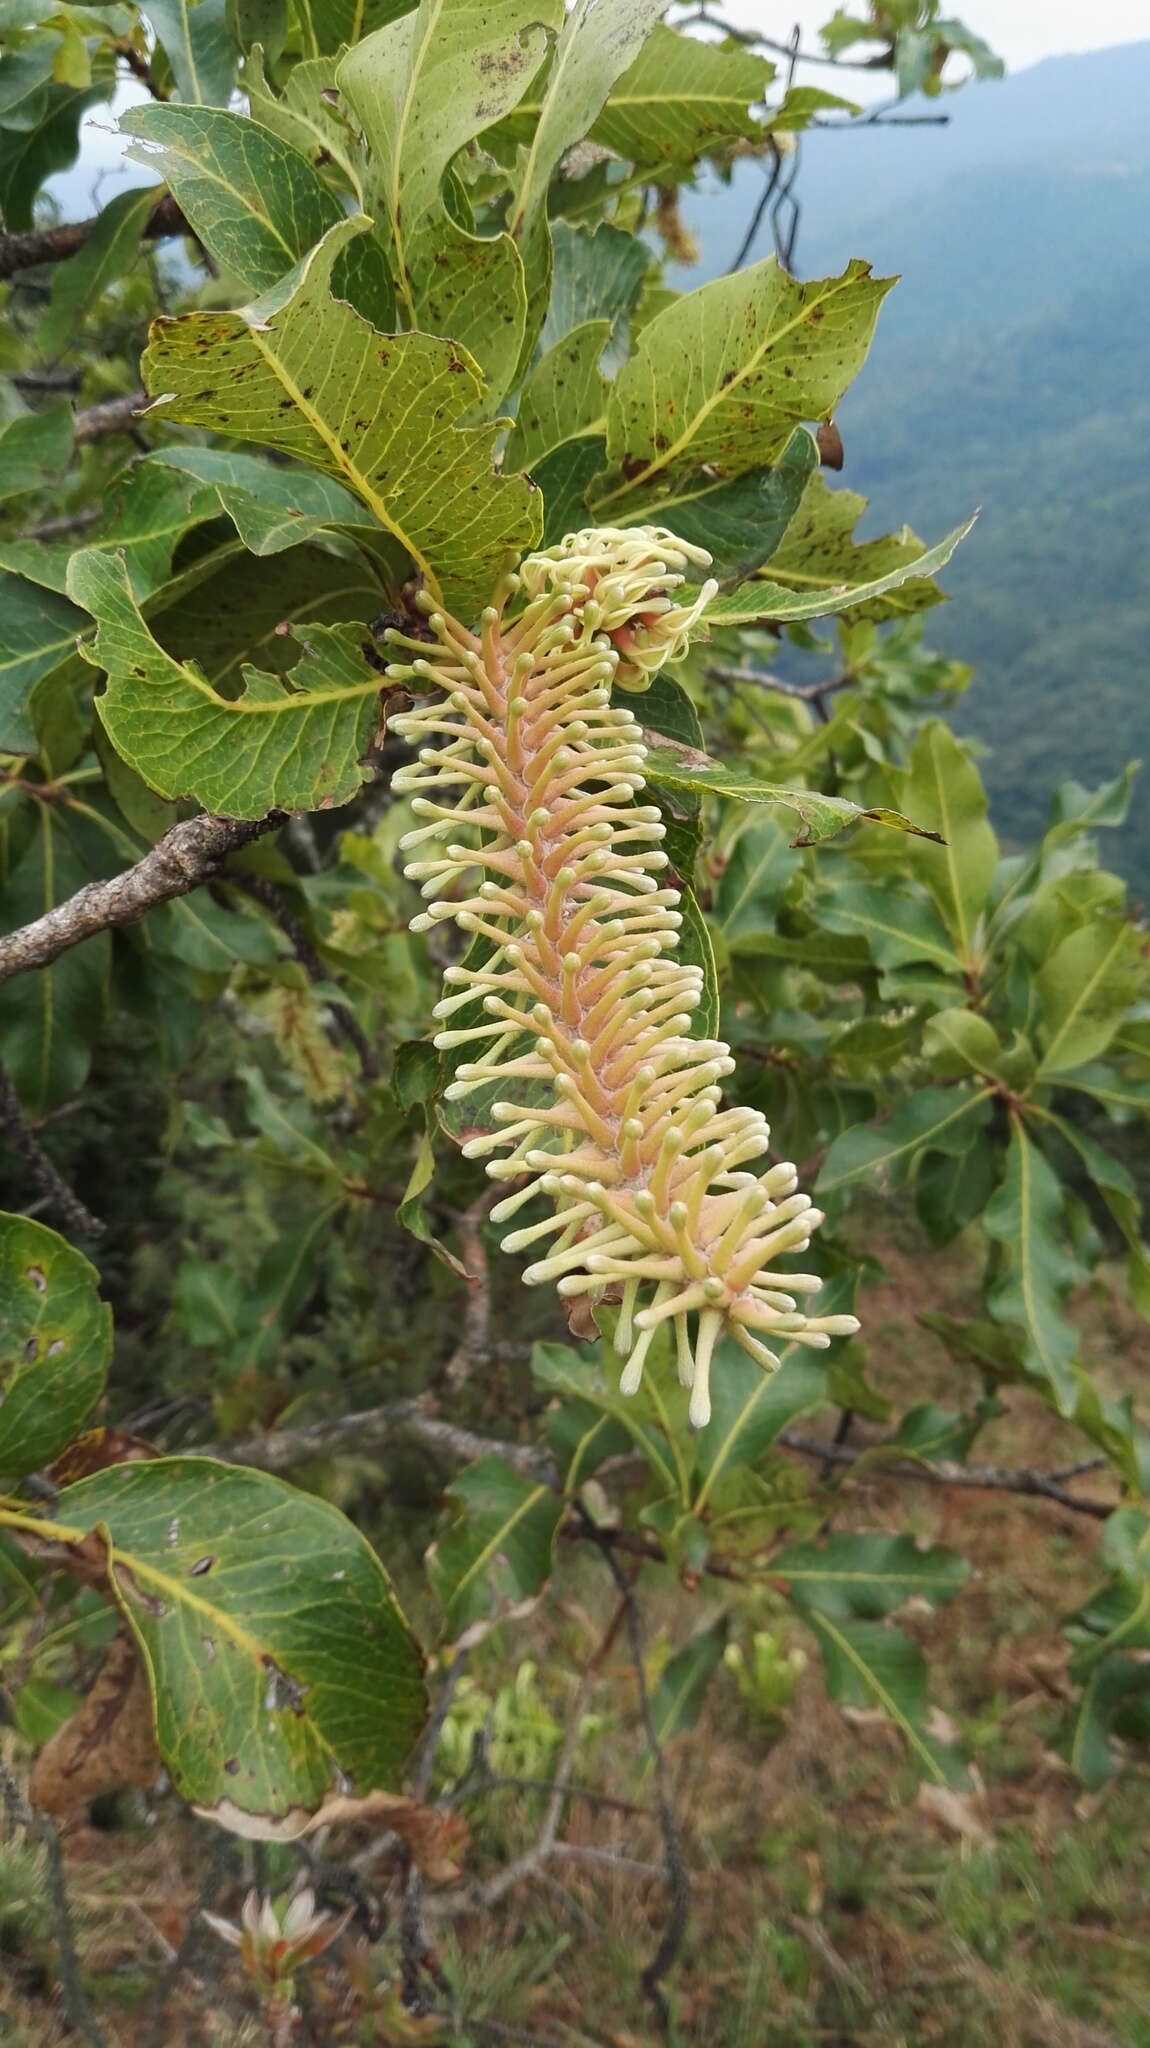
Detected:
left=544, top=1398, right=631, bottom=1489
left=505, top=319, right=608, bottom=473
left=140, top=0, right=237, bottom=107
left=427, top=1455, right=562, bottom=1643
left=246, top=48, right=362, bottom=189
left=0, top=808, right=108, bottom=1112
left=38, top=185, right=157, bottom=361
left=140, top=216, right=539, bottom=619
left=506, top=0, right=666, bottom=369
left=983, top=1118, right=1081, bottom=1414
left=71, top=549, right=383, bottom=817
left=650, top=1613, right=729, bottom=1744
left=922, top=1007, right=1007, bottom=1081
left=815, top=881, right=960, bottom=971
left=773, top=1531, right=969, bottom=1619
left=596, top=258, right=894, bottom=521
left=1035, top=919, right=1145, bottom=1078
left=687, top=516, right=973, bottom=628
left=123, top=104, right=344, bottom=295
left=713, top=814, right=800, bottom=950
left=590, top=24, right=773, bottom=168
left=817, top=1086, right=994, bottom=1200
left=1032, top=1106, right=1150, bottom=1317
left=759, top=472, right=946, bottom=624
left=0, top=1214, right=110, bottom=1477
left=48, top=1458, right=427, bottom=1834
left=0, top=403, right=71, bottom=505
left=678, top=878, right=719, bottom=1040
left=337, top=0, right=561, bottom=324
left=692, top=1346, right=830, bottom=1506
left=915, top=1126, right=996, bottom=1246
left=636, top=672, right=703, bottom=752
left=294, top=0, right=416, bottom=59
left=802, top=1610, right=965, bottom=1785
left=892, top=721, right=998, bottom=961
left=1059, top=1654, right=1150, bottom=1790
left=642, top=751, right=934, bottom=848
left=531, top=1339, right=686, bottom=1502
left=624, top=429, right=817, bottom=586
left=539, top=220, right=648, bottom=356
left=0, top=574, right=90, bottom=752
left=533, top=432, right=606, bottom=546
left=404, top=220, right=526, bottom=408
left=0, top=75, right=110, bottom=233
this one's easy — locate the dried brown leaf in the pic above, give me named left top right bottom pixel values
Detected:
left=302, top=1789, right=468, bottom=1881
left=29, top=1632, right=159, bottom=1823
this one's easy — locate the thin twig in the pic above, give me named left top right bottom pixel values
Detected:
left=0, top=1761, right=109, bottom=2048
left=584, top=1519, right=689, bottom=2037
left=0, top=1061, right=105, bottom=1238
left=18, top=505, right=101, bottom=540
left=73, top=389, right=148, bottom=445
left=206, top=1396, right=553, bottom=1481
left=443, top=1188, right=501, bottom=1388
left=0, top=192, right=184, bottom=281
left=778, top=1429, right=1115, bottom=1518
left=0, top=811, right=286, bottom=985
left=226, top=871, right=380, bottom=1081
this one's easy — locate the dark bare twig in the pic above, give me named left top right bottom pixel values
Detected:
left=728, top=136, right=784, bottom=272
left=443, top=1187, right=501, bottom=1388
left=706, top=661, right=858, bottom=724
left=0, top=812, right=286, bottom=985
left=778, top=1428, right=1114, bottom=1518
left=584, top=1519, right=689, bottom=2037
left=0, top=191, right=185, bottom=281
left=0, top=1061, right=105, bottom=1238
left=114, top=35, right=168, bottom=98
left=226, top=871, right=381, bottom=1082
left=0, top=1761, right=109, bottom=2048
left=11, top=368, right=84, bottom=393
left=207, top=1396, right=552, bottom=1481
left=73, top=389, right=149, bottom=444
left=18, top=505, right=101, bottom=540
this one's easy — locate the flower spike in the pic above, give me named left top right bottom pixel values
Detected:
left=389, top=527, right=859, bottom=1426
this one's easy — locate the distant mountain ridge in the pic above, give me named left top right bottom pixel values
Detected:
left=677, top=40, right=1150, bottom=881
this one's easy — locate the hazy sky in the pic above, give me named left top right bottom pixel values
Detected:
left=754, top=2, right=1149, bottom=72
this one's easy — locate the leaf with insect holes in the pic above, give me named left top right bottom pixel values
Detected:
left=139, top=216, right=539, bottom=619
left=595, top=257, right=894, bottom=523
left=70, top=549, right=384, bottom=818
left=0, top=1214, right=111, bottom=1478
left=589, top=24, right=773, bottom=168
left=759, top=472, right=948, bottom=624
left=32, top=1457, right=428, bottom=1838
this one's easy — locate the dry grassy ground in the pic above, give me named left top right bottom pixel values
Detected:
left=3, top=1232, right=1149, bottom=2047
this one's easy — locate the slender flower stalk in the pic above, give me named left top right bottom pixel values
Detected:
left=387, top=528, right=859, bottom=1426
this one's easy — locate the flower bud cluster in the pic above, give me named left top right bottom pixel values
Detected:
left=387, top=528, right=859, bottom=1426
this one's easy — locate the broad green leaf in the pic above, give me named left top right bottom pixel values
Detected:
left=505, top=319, right=608, bottom=473
left=692, top=1347, right=830, bottom=1504
left=534, top=432, right=606, bottom=545
left=590, top=24, right=773, bottom=168
left=802, top=1611, right=965, bottom=1785
left=650, top=1613, right=729, bottom=1744
left=0, top=74, right=111, bottom=233
left=1060, top=1063, right=1150, bottom=1124
left=817, top=1086, right=994, bottom=1199
left=621, top=429, right=817, bottom=585
left=915, top=1126, right=996, bottom=1246
left=123, top=104, right=344, bottom=294
left=685, top=516, right=973, bottom=628
left=893, top=721, right=998, bottom=962
left=0, top=1214, right=111, bottom=1477
left=1059, top=1653, right=1150, bottom=1790
left=984, top=1119, right=1081, bottom=1414
left=406, top=220, right=527, bottom=408
left=544, top=1397, right=632, bottom=1489
left=141, top=0, right=237, bottom=106
left=228, top=0, right=287, bottom=55
left=815, top=881, right=960, bottom=971
left=427, top=1455, right=562, bottom=1643
left=0, top=575, right=91, bottom=752
left=713, top=814, right=800, bottom=949
left=678, top=878, right=719, bottom=1039
left=0, top=808, right=108, bottom=1112
left=922, top=1007, right=1007, bottom=1080
left=761, top=472, right=945, bottom=624
left=294, top=0, right=416, bottom=59
left=1035, top=918, right=1145, bottom=1078
left=0, top=460, right=217, bottom=603
left=71, top=550, right=383, bottom=818
left=140, top=216, right=539, bottom=618
left=596, top=258, right=894, bottom=521
left=45, top=1458, right=427, bottom=1834
left=506, top=0, right=666, bottom=370
left=38, top=185, right=157, bottom=360
left=531, top=1339, right=687, bottom=1503
left=1031, top=1106, right=1150, bottom=1317
left=642, top=751, right=934, bottom=848
left=245, top=48, right=361, bottom=190
left=337, top=0, right=561, bottom=321
left=154, top=444, right=366, bottom=538
left=636, top=672, right=703, bottom=752
left=773, top=1532, right=969, bottom=1619
left=539, top=220, right=648, bottom=356
left=0, top=403, right=71, bottom=505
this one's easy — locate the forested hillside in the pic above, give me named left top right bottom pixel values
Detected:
left=681, top=40, right=1150, bottom=883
